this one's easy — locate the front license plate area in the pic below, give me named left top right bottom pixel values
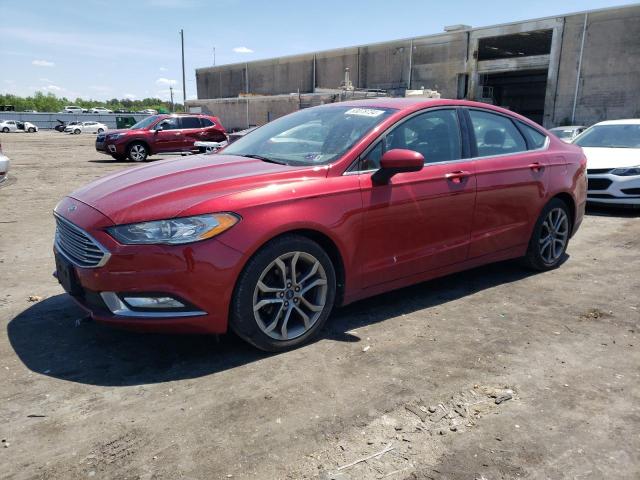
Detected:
left=55, top=252, right=83, bottom=296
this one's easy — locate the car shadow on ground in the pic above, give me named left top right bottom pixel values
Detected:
left=7, top=259, right=541, bottom=387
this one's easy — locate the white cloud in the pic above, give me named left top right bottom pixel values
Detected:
left=32, top=59, right=55, bottom=67
left=42, top=85, right=62, bottom=92
left=159, top=67, right=168, bottom=72
left=233, top=46, right=254, bottom=54
left=156, top=77, right=177, bottom=87
left=39, top=77, right=53, bottom=83
left=124, top=93, right=137, bottom=100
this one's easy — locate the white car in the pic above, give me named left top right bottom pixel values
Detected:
left=65, top=121, right=108, bottom=134
left=194, top=140, right=226, bottom=153
left=0, top=120, right=39, bottom=133
left=0, top=139, right=9, bottom=184
left=574, top=119, right=640, bottom=207
left=90, top=107, right=113, bottom=114
left=61, top=106, right=84, bottom=114
left=549, top=125, right=587, bottom=143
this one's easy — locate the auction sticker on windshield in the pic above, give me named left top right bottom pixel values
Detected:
left=344, top=108, right=386, bottom=117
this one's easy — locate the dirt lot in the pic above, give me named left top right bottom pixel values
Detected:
left=0, top=131, right=639, bottom=480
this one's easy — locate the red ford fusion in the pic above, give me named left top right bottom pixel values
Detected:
left=54, top=99, right=587, bottom=351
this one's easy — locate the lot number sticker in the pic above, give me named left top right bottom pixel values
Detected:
left=345, top=108, right=386, bottom=117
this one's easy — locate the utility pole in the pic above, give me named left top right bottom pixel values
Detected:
left=169, top=86, right=174, bottom=112
left=180, top=29, right=186, bottom=105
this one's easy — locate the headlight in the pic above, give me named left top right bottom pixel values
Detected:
left=108, top=133, right=124, bottom=140
left=108, top=213, right=239, bottom=245
left=611, top=166, right=640, bottom=176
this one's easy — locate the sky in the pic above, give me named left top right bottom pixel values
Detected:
left=0, top=0, right=636, bottom=103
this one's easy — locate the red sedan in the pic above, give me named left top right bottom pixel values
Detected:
left=54, top=99, right=587, bottom=351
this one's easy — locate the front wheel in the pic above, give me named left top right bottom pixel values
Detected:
left=1, top=127, right=8, bottom=133
left=523, top=198, right=571, bottom=271
left=230, top=235, right=336, bottom=351
left=127, top=142, right=148, bottom=162
left=28, top=127, right=36, bottom=133
left=74, top=129, right=81, bottom=134
left=97, top=128, right=104, bottom=134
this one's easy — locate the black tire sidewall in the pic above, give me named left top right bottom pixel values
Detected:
left=525, top=198, right=571, bottom=271
left=230, top=235, right=336, bottom=351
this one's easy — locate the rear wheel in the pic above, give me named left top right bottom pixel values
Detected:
left=2, top=127, right=8, bottom=133
left=28, top=127, right=36, bottom=133
left=127, top=142, right=148, bottom=162
left=97, top=128, right=104, bottom=134
left=230, top=235, right=336, bottom=351
left=74, top=129, right=81, bottom=134
left=523, top=198, right=571, bottom=271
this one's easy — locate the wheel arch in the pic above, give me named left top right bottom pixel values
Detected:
left=550, top=192, right=576, bottom=235
left=126, top=139, right=152, bottom=155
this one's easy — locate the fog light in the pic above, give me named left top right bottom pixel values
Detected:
left=123, top=296, right=185, bottom=309
left=108, top=145, right=116, bottom=153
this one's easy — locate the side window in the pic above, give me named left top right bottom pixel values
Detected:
left=200, top=118, right=215, bottom=127
left=468, top=110, right=527, bottom=157
left=156, top=117, right=179, bottom=130
left=385, top=109, right=461, bottom=164
left=517, top=121, right=547, bottom=149
left=361, top=142, right=383, bottom=171
left=180, top=116, right=202, bottom=129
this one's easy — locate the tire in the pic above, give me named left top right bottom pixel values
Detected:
left=97, top=128, right=104, bottom=134
left=230, top=235, right=336, bottom=351
left=127, top=142, right=148, bottom=162
left=1, top=127, right=8, bottom=133
left=522, top=198, right=572, bottom=271
left=28, top=127, right=36, bottom=133
left=74, top=129, right=81, bottom=135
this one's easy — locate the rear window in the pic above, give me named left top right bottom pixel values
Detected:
left=200, top=118, right=215, bottom=127
left=180, top=117, right=201, bottom=129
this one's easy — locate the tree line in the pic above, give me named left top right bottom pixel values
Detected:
left=0, top=91, right=184, bottom=113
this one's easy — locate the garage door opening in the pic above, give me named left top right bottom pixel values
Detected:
left=479, top=69, right=548, bottom=125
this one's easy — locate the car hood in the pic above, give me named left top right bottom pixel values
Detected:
left=68, top=154, right=325, bottom=224
left=582, top=147, right=640, bottom=169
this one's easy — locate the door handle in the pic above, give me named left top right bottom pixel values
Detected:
left=445, top=170, right=470, bottom=184
left=528, top=162, right=544, bottom=172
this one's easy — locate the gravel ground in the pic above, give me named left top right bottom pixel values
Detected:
left=1, top=131, right=639, bottom=480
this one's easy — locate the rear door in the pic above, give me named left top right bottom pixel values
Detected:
left=178, top=116, right=204, bottom=151
left=355, top=108, right=477, bottom=288
left=464, top=108, right=551, bottom=258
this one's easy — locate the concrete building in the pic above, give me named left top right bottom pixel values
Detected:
left=190, top=4, right=640, bottom=129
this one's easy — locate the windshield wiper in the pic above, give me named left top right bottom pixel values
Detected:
left=239, top=154, right=288, bottom=165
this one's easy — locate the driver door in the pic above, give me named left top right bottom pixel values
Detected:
left=153, top=117, right=181, bottom=152
left=355, top=108, right=477, bottom=289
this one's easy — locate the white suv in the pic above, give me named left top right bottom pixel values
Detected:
left=90, top=107, right=113, bottom=114
left=62, top=106, right=83, bottom=114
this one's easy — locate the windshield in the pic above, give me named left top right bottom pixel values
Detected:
left=222, top=105, right=396, bottom=165
left=130, top=115, right=161, bottom=130
left=574, top=124, right=640, bottom=148
left=552, top=129, right=575, bottom=139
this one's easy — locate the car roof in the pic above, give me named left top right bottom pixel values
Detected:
left=550, top=125, right=585, bottom=130
left=592, top=119, right=640, bottom=126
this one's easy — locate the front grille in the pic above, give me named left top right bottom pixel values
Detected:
left=587, top=178, right=612, bottom=191
left=587, top=168, right=612, bottom=175
left=588, top=194, right=617, bottom=199
left=621, top=188, right=640, bottom=195
left=96, top=134, right=105, bottom=142
left=55, top=214, right=109, bottom=268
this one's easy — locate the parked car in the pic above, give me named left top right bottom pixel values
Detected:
left=0, top=140, right=9, bottom=184
left=194, top=140, right=226, bottom=153
left=0, top=120, right=38, bottom=133
left=549, top=125, right=587, bottom=142
left=574, top=119, right=640, bottom=207
left=54, top=120, right=80, bottom=132
left=90, top=107, right=113, bottom=114
left=138, top=109, right=158, bottom=115
left=95, top=114, right=226, bottom=161
left=55, top=99, right=586, bottom=351
left=65, top=122, right=108, bottom=134
left=61, top=106, right=84, bottom=114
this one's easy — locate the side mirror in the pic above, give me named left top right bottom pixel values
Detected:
left=155, top=125, right=164, bottom=132
left=372, top=149, right=424, bottom=184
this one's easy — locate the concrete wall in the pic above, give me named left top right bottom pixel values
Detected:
left=553, top=7, right=640, bottom=126
left=195, top=4, right=640, bottom=127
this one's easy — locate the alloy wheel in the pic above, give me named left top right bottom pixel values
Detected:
left=253, top=251, right=328, bottom=341
left=130, top=144, right=147, bottom=162
left=539, top=207, right=569, bottom=264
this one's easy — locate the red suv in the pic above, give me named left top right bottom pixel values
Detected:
left=57, top=99, right=586, bottom=351
left=96, top=114, right=227, bottom=162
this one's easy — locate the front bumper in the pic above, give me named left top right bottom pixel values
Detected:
left=587, top=171, right=640, bottom=206
left=53, top=197, right=245, bottom=334
left=0, top=154, right=9, bottom=183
